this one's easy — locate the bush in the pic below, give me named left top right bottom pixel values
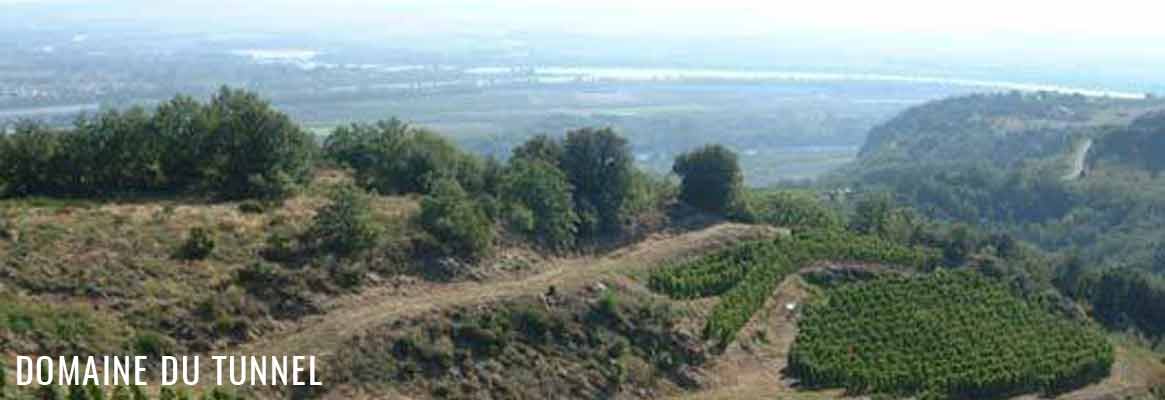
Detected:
left=175, top=227, right=215, bottom=260
left=418, top=178, right=495, bottom=260
left=130, top=331, right=176, bottom=359
left=739, top=190, right=841, bottom=229
left=673, top=144, right=744, bottom=215
left=111, top=386, right=130, bottom=400
left=302, top=185, right=380, bottom=257
left=500, top=160, right=579, bottom=251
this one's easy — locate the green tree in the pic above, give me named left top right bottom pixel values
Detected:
left=0, top=121, right=64, bottom=196
left=560, top=127, right=635, bottom=238
left=511, top=134, right=564, bottom=165
left=303, top=184, right=380, bottom=257
left=851, top=192, right=895, bottom=235
left=501, top=160, right=579, bottom=251
left=323, top=118, right=409, bottom=175
left=672, top=144, right=743, bottom=214
left=326, top=121, right=485, bottom=196
left=152, top=95, right=214, bottom=190
left=203, top=86, right=315, bottom=200
left=158, top=388, right=177, bottom=400
left=419, top=178, right=495, bottom=260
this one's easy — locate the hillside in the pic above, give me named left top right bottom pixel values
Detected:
left=856, top=92, right=1163, bottom=167
left=831, top=91, right=1165, bottom=393
left=3, top=88, right=1165, bottom=400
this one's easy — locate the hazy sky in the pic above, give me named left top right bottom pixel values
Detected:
left=5, top=0, right=1165, bottom=39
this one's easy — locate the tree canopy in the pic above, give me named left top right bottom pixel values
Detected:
left=672, top=144, right=743, bottom=215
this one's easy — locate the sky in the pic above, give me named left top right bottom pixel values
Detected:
left=4, top=0, right=1165, bottom=39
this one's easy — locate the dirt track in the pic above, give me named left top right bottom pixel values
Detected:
left=230, top=223, right=779, bottom=358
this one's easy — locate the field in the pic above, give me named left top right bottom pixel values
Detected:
left=649, top=229, right=938, bottom=344
left=789, top=270, right=1112, bottom=398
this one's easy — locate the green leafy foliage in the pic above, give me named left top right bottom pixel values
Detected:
left=0, top=87, right=315, bottom=200
left=650, top=229, right=938, bottom=343
left=1094, top=111, right=1165, bottom=176
left=69, top=385, right=90, bottom=400
left=510, top=134, right=564, bottom=166
left=175, top=227, right=215, bottom=260
left=302, top=184, right=380, bottom=257
left=789, top=270, right=1113, bottom=398
left=418, top=178, right=495, bottom=260
left=500, top=159, right=579, bottom=251
left=1065, top=268, right=1165, bottom=340
left=672, top=144, right=743, bottom=214
left=0, top=293, right=127, bottom=356
left=560, top=127, right=635, bottom=238
left=324, top=119, right=486, bottom=195
left=40, top=384, right=65, bottom=400
left=110, top=386, right=130, bottom=400
left=738, top=190, right=841, bottom=229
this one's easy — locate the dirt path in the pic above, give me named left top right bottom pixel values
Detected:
left=230, top=223, right=779, bottom=358
left=1063, top=138, right=1093, bottom=181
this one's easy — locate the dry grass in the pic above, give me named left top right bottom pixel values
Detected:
left=226, top=223, right=778, bottom=358
left=0, top=171, right=420, bottom=354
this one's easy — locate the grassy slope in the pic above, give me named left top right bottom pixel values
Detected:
left=0, top=170, right=419, bottom=356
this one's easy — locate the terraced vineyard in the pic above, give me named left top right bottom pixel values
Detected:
left=789, top=270, right=1113, bottom=399
left=649, top=229, right=938, bottom=343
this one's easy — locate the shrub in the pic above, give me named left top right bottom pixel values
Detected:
left=175, top=227, right=215, bottom=260
left=500, top=159, right=579, bottom=251
left=111, top=386, right=130, bottom=400
left=418, top=178, right=495, bottom=260
left=594, top=290, right=622, bottom=322
left=87, top=384, right=105, bottom=400
left=302, top=185, right=380, bottom=257
left=673, top=144, right=743, bottom=214
left=130, top=331, right=176, bottom=359
left=739, top=190, right=841, bottom=229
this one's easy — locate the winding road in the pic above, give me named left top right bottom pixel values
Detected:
left=1063, top=138, right=1093, bottom=181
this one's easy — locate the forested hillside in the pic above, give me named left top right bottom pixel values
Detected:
left=833, top=91, right=1165, bottom=356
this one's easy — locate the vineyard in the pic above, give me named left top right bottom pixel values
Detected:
left=789, top=269, right=1113, bottom=399
left=649, top=229, right=939, bottom=343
